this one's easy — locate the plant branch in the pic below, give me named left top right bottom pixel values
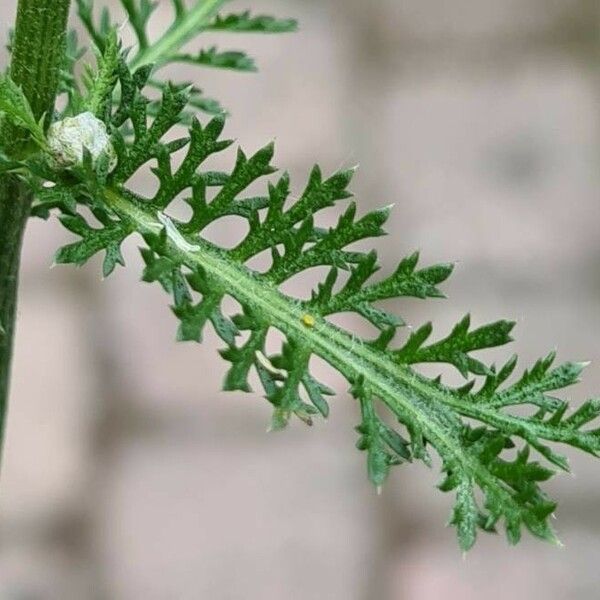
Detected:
left=130, top=0, right=230, bottom=69
left=0, top=0, right=71, bottom=456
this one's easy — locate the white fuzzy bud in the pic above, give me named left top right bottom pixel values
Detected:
left=47, top=112, right=116, bottom=170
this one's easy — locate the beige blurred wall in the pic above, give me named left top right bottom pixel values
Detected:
left=0, top=1, right=599, bottom=598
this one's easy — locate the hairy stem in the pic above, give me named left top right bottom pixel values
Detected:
left=130, top=0, right=229, bottom=69
left=5, top=0, right=72, bottom=138
left=0, top=182, right=31, bottom=433
left=0, top=0, right=71, bottom=455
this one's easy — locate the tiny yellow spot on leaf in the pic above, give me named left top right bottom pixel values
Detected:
left=302, top=314, right=316, bottom=328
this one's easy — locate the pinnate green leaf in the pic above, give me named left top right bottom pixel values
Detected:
left=23, top=22, right=600, bottom=552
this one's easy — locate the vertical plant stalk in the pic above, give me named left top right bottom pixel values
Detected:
left=0, top=0, right=71, bottom=454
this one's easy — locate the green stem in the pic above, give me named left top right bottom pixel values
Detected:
left=0, top=181, right=31, bottom=424
left=0, top=0, right=71, bottom=455
left=131, top=0, right=229, bottom=69
left=6, top=0, right=72, bottom=128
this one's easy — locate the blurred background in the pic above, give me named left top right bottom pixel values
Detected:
left=1, top=0, right=600, bottom=598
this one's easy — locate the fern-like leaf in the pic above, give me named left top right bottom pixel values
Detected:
left=73, top=0, right=295, bottom=115
left=5, top=17, right=598, bottom=552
